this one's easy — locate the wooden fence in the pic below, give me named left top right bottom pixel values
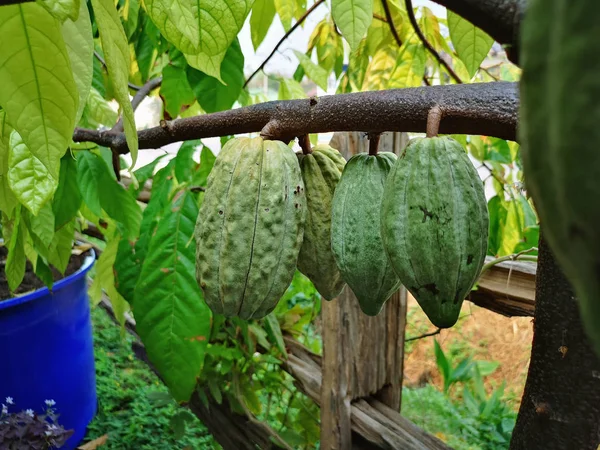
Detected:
left=94, top=131, right=537, bottom=449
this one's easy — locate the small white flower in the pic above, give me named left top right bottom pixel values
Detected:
left=5, top=397, right=13, bottom=405
left=49, top=424, right=58, bottom=430
left=25, top=409, right=34, bottom=417
left=45, top=399, right=56, bottom=407
left=1, top=404, right=7, bottom=415
left=45, top=430, right=52, bottom=436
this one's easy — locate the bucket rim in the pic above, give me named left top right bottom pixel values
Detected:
left=0, top=249, right=96, bottom=311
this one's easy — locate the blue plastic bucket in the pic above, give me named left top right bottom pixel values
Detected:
left=0, top=251, right=96, bottom=449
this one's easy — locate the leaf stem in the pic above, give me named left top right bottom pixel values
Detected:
left=479, top=247, right=539, bottom=277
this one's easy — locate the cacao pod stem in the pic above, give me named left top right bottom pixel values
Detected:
left=368, top=132, right=381, bottom=156
left=298, top=134, right=312, bottom=154
left=426, top=105, right=443, bottom=137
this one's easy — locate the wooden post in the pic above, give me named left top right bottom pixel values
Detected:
left=320, top=132, right=409, bottom=450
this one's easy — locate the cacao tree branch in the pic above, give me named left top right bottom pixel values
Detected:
left=405, top=0, right=463, bottom=84
left=431, top=0, right=523, bottom=65
left=243, top=0, right=326, bottom=88
left=72, top=82, right=519, bottom=153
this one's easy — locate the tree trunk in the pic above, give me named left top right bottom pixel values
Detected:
left=510, top=233, right=600, bottom=450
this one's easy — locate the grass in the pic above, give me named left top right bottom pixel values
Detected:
left=83, top=307, right=218, bottom=449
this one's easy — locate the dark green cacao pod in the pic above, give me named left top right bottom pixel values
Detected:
left=331, top=152, right=401, bottom=316
left=297, top=144, right=346, bottom=300
left=195, top=137, right=306, bottom=319
left=381, top=137, right=488, bottom=328
left=520, top=0, right=600, bottom=355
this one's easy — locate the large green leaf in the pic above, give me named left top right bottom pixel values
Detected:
left=0, top=112, right=18, bottom=215
left=76, top=150, right=105, bottom=216
left=274, top=0, right=294, bottom=31
left=28, top=203, right=55, bottom=246
left=81, top=88, right=118, bottom=129
left=53, top=153, right=82, bottom=229
left=134, top=190, right=211, bottom=402
left=331, top=0, right=372, bottom=50
left=294, top=51, right=329, bottom=91
left=62, top=0, right=94, bottom=124
left=144, top=0, right=253, bottom=80
left=388, top=43, right=426, bottom=88
left=91, top=0, right=139, bottom=167
left=191, top=146, right=216, bottom=187
left=8, top=131, right=58, bottom=216
left=114, top=236, right=139, bottom=303
left=175, top=140, right=200, bottom=183
left=187, top=40, right=244, bottom=113
left=47, top=219, right=74, bottom=273
left=90, top=232, right=119, bottom=305
left=121, top=0, right=140, bottom=40
left=37, top=0, right=80, bottom=22
left=5, top=206, right=26, bottom=292
left=447, top=10, right=494, bottom=79
left=135, top=16, right=160, bottom=82
left=0, top=3, right=78, bottom=180
left=250, top=0, right=276, bottom=50
left=160, top=64, right=196, bottom=118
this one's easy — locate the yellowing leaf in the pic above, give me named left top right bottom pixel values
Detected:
left=447, top=10, right=494, bottom=78
left=8, top=131, right=58, bottom=216
left=62, top=0, right=94, bottom=124
left=274, top=0, right=294, bottom=31
left=332, top=0, right=373, bottom=50
left=91, top=0, right=138, bottom=167
left=0, top=3, right=78, bottom=180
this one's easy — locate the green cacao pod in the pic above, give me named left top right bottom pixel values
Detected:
left=297, top=144, right=347, bottom=300
left=520, top=0, right=600, bottom=355
left=381, top=137, right=488, bottom=328
left=331, top=152, right=401, bottom=316
left=194, top=137, right=306, bottom=319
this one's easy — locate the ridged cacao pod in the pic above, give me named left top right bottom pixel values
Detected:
left=331, top=152, right=401, bottom=316
left=381, top=137, right=488, bottom=328
left=520, top=0, right=600, bottom=355
left=194, top=137, right=306, bottom=319
left=297, top=144, right=346, bottom=300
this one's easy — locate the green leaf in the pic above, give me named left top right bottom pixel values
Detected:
left=487, top=196, right=507, bottom=256
left=433, top=339, right=451, bottom=393
left=143, top=0, right=198, bottom=54
left=250, top=0, right=276, bottom=50
left=264, top=314, right=287, bottom=358
left=447, top=10, right=494, bottom=78
left=0, top=3, right=78, bottom=180
left=0, top=112, right=18, bottom=215
left=499, top=199, right=524, bottom=256
left=191, top=146, right=216, bottom=187
left=274, top=0, right=294, bottom=31
left=135, top=16, right=159, bottom=82
left=6, top=206, right=26, bottom=292
left=28, top=203, right=55, bottom=245
left=175, top=140, right=200, bottom=183
left=81, top=88, right=118, bottom=129
left=278, top=78, right=305, bottom=100
left=89, top=232, right=119, bottom=305
left=294, top=50, right=329, bottom=91
left=418, top=7, right=451, bottom=54
left=91, top=0, right=139, bottom=167
left=35, top=256, right=54, bottom=289
left=47, top=219, right=74, bottom=273
left=62, top=0, right=94, bottom=124
left=134, top=190, right=212, bottom=402
left=187, top=39, right=244, bottom=113
left=331, top=0, right=373, bottom=50
left=388, top=43, right=426, bottom=88
left=76, top=150, right=105, bottom=216
left=114, top=236, right=139, bottom=302
left=208, top=378, right=222, bottom=404
left=8, top=131, right=58, bottom=216
left=121, top=0, right=140, bottom=40
left=160, top=64, right=196, bottom=118
left=37, top=0, right=80, bottom=22
left=92, top=55, right=107, bottom=98
left=53, top=153, right=82, bottom=229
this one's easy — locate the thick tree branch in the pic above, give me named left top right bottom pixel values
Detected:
left=432, top=0, right=524, bottom=65
left=73, top=82, right=519, bottom=153
left=243, top=0, right=326, bottom=88
left=405, top=0, right=463, bottom=84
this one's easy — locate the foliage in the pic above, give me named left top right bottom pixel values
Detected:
left=0, top=399, right=73, bottom=449
left=0, top=0, right=527, bottom=447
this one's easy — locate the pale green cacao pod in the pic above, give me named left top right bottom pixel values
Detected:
left=331, top=152, right=401, bottom=316
left=381, top=137, right=488, bottom=328
left=194, top=137, right=306, bottom=319
left=521, top=0, right=600, bottom=355
left=297, top=144, right=346, bottom=300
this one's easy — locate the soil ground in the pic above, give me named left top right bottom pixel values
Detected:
left=403, top=294, right=533, bottom=410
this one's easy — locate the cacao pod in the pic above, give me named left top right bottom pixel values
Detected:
left=297, top=144, right=346, bottom=300
left=194, top=137, right=306, bottom=319
left=381, top=137, right=488, bottom=328
left=520, top=0, right=600, bottom=355
left=331, top=152, right=401, bottom=316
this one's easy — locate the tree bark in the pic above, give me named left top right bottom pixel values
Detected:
left=510, top=234, right=600, bottom=450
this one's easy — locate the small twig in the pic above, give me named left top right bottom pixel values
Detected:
left=479, top=247, right=538, bottom=276
left=278, top=391, right=297, bottom=432
left=406, top=328, right=441, bottom=342
left=244, top=0, right=326, bottom=88
left=426, top=105, right=443, bottom=137
left=373, top=13, right=387, bottom=22
left=405, top=0, right=463, bottom=84
left=368, top=132, right=381, bottom=156
left=298, top=135, right=312, bottom=154
left=480, top=66, right=500, bottom=81
left=94, top=51, right=142, bottom=91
